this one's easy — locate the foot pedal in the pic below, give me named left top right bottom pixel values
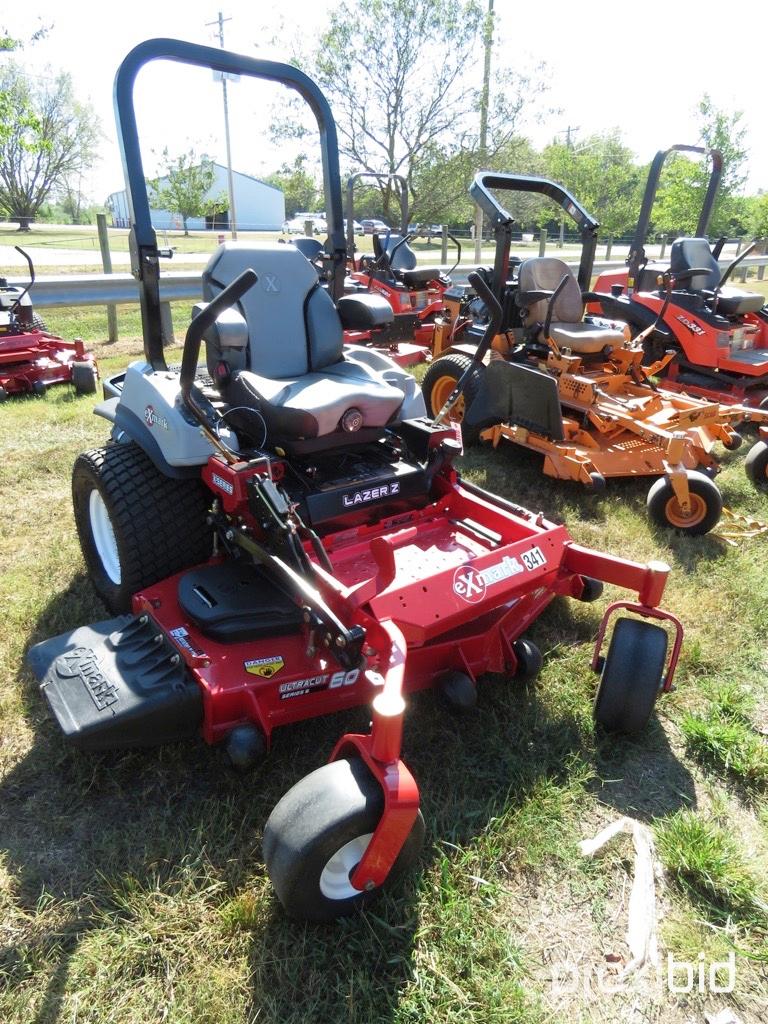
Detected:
left=27, top=616, right=202, bottom=750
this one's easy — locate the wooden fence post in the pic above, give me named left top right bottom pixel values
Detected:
left=96, top=213, right=118, bottom=343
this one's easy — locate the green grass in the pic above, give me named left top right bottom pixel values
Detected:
left=681, top=684, right=768, bottom=791
left=1, top=337, right=768, bottom=1021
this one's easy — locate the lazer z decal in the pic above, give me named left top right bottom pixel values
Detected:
left=244, top=655, right=285, bottom=678
left=453, top=547, right=548, bottom=604
left=342, top=481, right=400, bottom=507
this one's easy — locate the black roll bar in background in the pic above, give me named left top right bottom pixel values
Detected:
left=345, top=173, right=409, bottom=257
left=114, top=38, right=346, bottom=370
left=627, top=145, right=723, bottom=293
left=470, top=172, right=600, bottom=293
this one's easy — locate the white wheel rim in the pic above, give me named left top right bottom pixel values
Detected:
left=319, top=833, right=373, bottom=901
left=89, top=490, right=121, bottom=584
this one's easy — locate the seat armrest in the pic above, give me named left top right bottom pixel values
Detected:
left=337, top=293, right=394, bottom=330
left=515, top=287, right=554, bottom=307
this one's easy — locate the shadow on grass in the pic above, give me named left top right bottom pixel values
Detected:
left=1, top=581, right=695, bottom=1024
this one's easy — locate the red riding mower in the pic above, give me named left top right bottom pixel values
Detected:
left=0, top=247, right=98, bottom=400
left=28, top=39, right=683, bottom=922
left=342, top=172, right=464, bottom=366
left=422, top=173, right=768, bottom=533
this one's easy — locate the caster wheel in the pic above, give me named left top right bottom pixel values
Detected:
left=577, top=577, right=604, bottom=603
left=722, top=431, right=743, bottom=452
left=436, top=670, right=477, bottom=712
left=646, top=470, right=722, bottom=536
left=745, top=440, right=768, bottom=488
left=31, top=380, right=47, bottom=397
left=587, top=472, right=606, bottom=493
left=72, top=360, right=98, bottom=395
left=224, top=724, right=267, bottom=771
left=0, top=386, right=7, bottom=403
left=512, top=638, right=543, bottom=681
left=594, top=617, right=667, bottom=735
left=263, top=757, right=425, bottom=921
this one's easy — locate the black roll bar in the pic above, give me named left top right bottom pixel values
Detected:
left=345, top=173, right=409, bottom=256
left=470, top=172, right=600, bottom=293
left=627, top=145, right=723, bottom=293
left=114, top=38, right=346, bottom=370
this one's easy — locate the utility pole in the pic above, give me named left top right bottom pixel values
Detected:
left=474, top=0, right=494, bottom=263
left=207, top=11, right=238, bottom=240
left=557, top=125, right=579, bottom=247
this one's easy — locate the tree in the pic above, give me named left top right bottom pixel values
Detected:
left=286, top=0, right=549, bottom=224
left=0, top=62, right=100, bottom=229
left=542, top=133, right=643, bottom=238
left=148, top=149, right=225, bottom=235
left=264, top=155, right=318, bottom=217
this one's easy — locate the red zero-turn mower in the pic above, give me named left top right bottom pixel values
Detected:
left=342, top=172, right=462, bottom=366
left=590, top=146, right=768, bottom=409
left=0, top=247, right=98, bottom=400
left=28, top=39, right=683, bottom=922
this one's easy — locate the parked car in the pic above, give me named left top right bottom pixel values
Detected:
left=344, top=218, right=365, bottom=236
left=282, top=213, right=327, bottom=235
left=408, top=223, right=443, bottom=239
left=360, top=218, right=390, bottom=235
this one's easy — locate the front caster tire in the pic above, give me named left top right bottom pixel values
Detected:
left=72, top=360, right=98, bottom=395
left=436, top=670, right=477, bottom=712
left=722, top=431, right=743, bottom=452
left=593, top=617, right=667, bottom=735
left=646, top=470, right=722, bottom=536
left=421, top=353, right=484, bottom=445
left=263, top=758, right=425, bottom=922
left=745, top=440, right=768, bottom=488
left=72, top=443, right=213, bottom=614
left=512, top=638, right=543, bottom=681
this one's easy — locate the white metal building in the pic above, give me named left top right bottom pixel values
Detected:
left=107, top=163, right=285, bottom=231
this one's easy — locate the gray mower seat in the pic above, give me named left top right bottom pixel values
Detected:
left=201, top=242, right=407, bottom=441
left=372, top=233, right=444, bottom=288
left=670, top=237, right=764, bottom=315
left=518, top=257, right=625, bottom=353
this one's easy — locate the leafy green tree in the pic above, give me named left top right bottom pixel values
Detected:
left=0, top=62, right=100, bottom=229
left=543, top=133, right=643, bottom=237
left=746, top=193, right=768, bottom=239
left=264, top=155, right=318, bottom=217
left=148, top=149, right=225, bottom=235
left=286, top=0, right=549, bottom=224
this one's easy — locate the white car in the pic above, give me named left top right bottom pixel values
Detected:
left=282, top=213, right=326, bottom=235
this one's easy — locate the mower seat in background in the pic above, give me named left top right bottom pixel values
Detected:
left=372, top=233, right=444, bottom=287
left=517, top=257, right=625, bottom=354
left=670, top=237, right=764, bottom=315
left=202, top=242, right=406, bottom=440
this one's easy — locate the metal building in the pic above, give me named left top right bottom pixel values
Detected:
left=106, top=162, right=285, bottom=231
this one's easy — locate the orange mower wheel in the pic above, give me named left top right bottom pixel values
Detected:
left=745, top=440, right=768, bottom=488
left=646, top=471, right=722, bottom=536
left=422, top=353, right=484, bottom=445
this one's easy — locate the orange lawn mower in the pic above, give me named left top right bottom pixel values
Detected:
left=422, top=173, right=768, bottom=536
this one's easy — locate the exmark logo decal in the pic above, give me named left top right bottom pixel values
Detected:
left=54, top=646, right=119, bottom=712
left=211, top=472, right=234, bottom=495
left=342, top=481, right=400, bottom=507
left=676, top=314, right=706, bottom=336
left=453, top=547, right=547, bottom=604
left=144, top=404, right=169, bottom=430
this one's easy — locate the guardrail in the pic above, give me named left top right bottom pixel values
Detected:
left=7, top=256, right=768, bottom=333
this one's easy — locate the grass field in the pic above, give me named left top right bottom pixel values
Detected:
left=1, top=317, right=767, bottom=1022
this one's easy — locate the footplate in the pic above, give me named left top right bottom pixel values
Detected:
left=27, top=615, right=202, bottom=750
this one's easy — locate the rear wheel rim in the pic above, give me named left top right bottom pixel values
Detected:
left=319, top=832, right=373, bottom=901
left=89, top=490, right=121, bottom=584
left=664, top=492, right=706, bottom=529
left=431, top=375, right=465, bottom=420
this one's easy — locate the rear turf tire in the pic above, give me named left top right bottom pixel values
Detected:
left=264, top=757, right=425, bottom=921
left=593, top=617, right=667, bottom=735
left=72, top=443, right=212, bottom=614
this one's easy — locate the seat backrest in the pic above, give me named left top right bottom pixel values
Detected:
left=203, top=242, right=343, bottom=379
left=372, top=233, right=418, bottom=272
left=670, top=237, right=720, bottom=291
left=518, top=257, right=584, bottom=326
